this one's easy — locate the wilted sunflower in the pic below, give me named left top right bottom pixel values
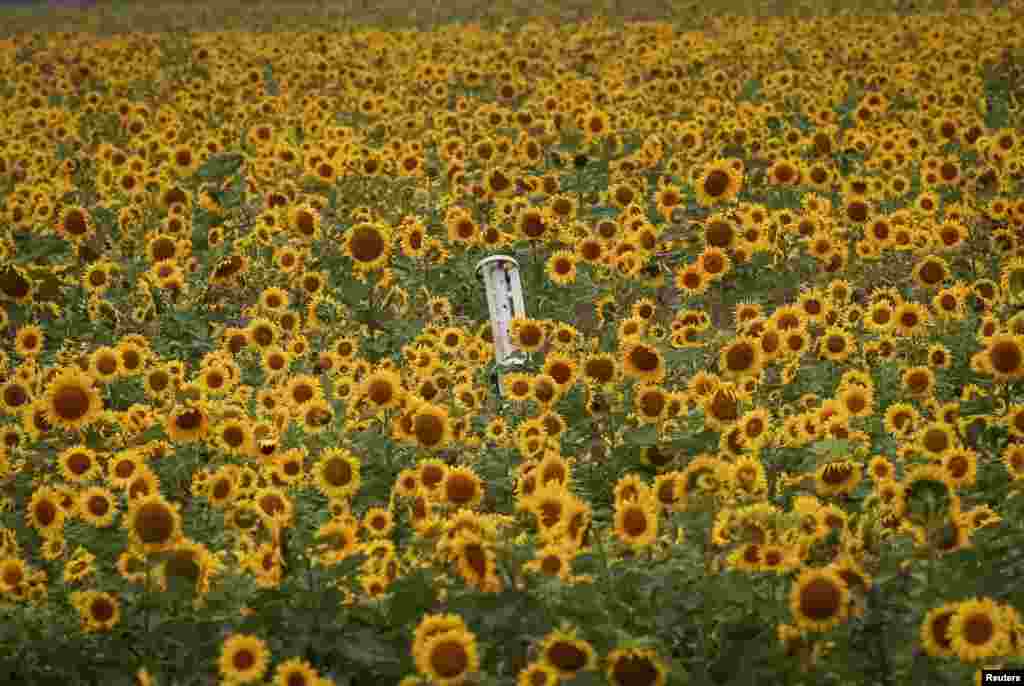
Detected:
left=218, top=633, right=270, bottom=685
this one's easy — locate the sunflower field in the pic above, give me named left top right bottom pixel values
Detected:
left=1, top=0, right=1024, bottom=684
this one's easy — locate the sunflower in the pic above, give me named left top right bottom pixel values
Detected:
left=58, top=445, right=101, bottom=483
left=912, top=255, right=950, bottom=290
left=312, top=518, right=361, bottom=567
left=13, top=324, right=44, bottom=358
left=206, top=467, right=239, bottom=509
left=253, top=486, right=294, bottom=528
left=70, top=590, right=120, bottom=633
left=814, top=461, right=862, bottom=498
left=271, top=657, right=320, bottom=686
left=78, top=486, right=118, bottom=528
left=165, top=401, right=210, bottom=444
left=621, top=341, right=665, bottom=384
left=948, top=598, right=1011, bottom=663
left=219, top=633, right=270, bottom=685
left=517, top=662, right=559, bottom=686
left=719, top=336, right=764, bottom=380
left=630, top=383, right=668, bottom=425
left=1002, top=441, right=1024, bottom=480
left=343, top=219, right=391, bottom=273
left=614, top=495, right=659, bottom=548
left=499, top=371, right=532, bottom=403
left=447, top=531, right=501, bottom=593
left=361, top=506, right=395, bottom=539
left=702, top=386, right=741, bottom=432
left=442, top=466, right=484, bottom=510
left=510, top=318, right=546, bottom=354
left=0, top=377, right=32, bottom=415
left=915, top=421, right=957, bottom=460
left=56, top=204, right=96, bottom=243
left=360, top=368, right=404, bottom=413
left=920, top=602, right=959, bottom=658
left=546, top=250, right=578, bottom=286
left=282, top=374, right=322, bottom=412
left=982, top=333, right=1024, bottom=383
left=789, top=566, right=850, bottom=632
left=902, top=366, right=936, bottom=400
left=532, top=374, right=562, bottom=408
left=815, top=326, right=854, bottom=363
left=605, top=647, right=668, bottom=686
left=43, top=367, right=102, bottom=432
left=414, top=625, right=479, bottom=686
left=125, top=495, right=182, bottom=554
left=27, top=486, right=66, bottom=535
left=835, top=385, right=872, bottom=420
left=903, top=464, right=960, bottom=527
left=941, top=449, right=978, bottom=489
left=416, top=458, right=449, bottom=497
left=696, top=158, right=742, bottom=206
left=539, top=629, right=598, bottom=680
left=892, top=302, right=930, bottom=338
left=409, top=402, right=452, bottom=452
left=864, top=455, right=895, bottom=484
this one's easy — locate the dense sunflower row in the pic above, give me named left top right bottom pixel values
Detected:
left=1, top=2, right=1024, bottom=685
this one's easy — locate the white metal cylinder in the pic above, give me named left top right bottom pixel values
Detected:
left=475, top=255, right=527, bottom=368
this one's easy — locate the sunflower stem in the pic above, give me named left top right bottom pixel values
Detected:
left=143, top=554, right=152, bottom=658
